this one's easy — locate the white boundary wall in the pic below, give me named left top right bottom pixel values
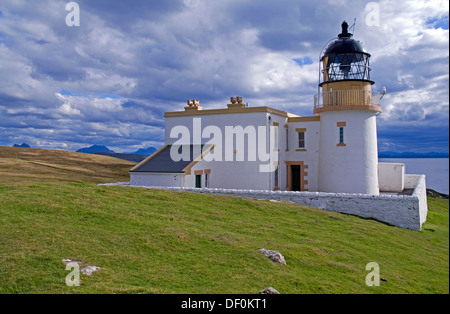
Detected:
left=378, top=162, right=405, bottom=192
left=405, top=174, right=428, bottom=227
left=102, top=174, right=428, bottom=231
left=130, top=173, right=185, bottom=188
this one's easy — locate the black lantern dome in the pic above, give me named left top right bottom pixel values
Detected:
left=320, top=21, right=373, bottom=85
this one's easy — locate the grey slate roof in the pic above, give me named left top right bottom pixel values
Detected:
left=130, top=144, right=211, bottom=173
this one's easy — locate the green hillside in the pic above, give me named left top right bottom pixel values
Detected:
left=0, top=146, right=448, bottom=294
left=0, top=146, right=135, bottom=184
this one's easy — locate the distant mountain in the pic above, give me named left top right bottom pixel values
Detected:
left=13, top=143, right=30, bottom=148
left=379, top=151, right=449, bottom=158
left=132, top=147, right=157, bottom=156
left=77, top=145, right=115, bottom=154
left=75, top=145, right=157, bottom=158
left=88, top=146, right=157, bottom=163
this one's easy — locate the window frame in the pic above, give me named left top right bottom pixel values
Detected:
left=286, top=128, right=289, bottom=150
left=274, top=166, right=279, bottom=188
left=298, top=131, right=305, bottom=148
left=339, top=127, right=344, bottom=144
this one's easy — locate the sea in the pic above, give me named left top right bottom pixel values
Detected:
left=379, top=158, right=449, bottom=195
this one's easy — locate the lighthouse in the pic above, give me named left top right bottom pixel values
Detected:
left=315, top=21, right=381, bottom=195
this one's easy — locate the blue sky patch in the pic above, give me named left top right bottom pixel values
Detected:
left=293, top=57, right=314, bottom=66
left=426, top=16, right=449, bottom=29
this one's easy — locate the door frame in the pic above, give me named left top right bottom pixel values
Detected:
left=285, top=161, right=309, bottom=191
left=195, top=174, right=202, bottom=188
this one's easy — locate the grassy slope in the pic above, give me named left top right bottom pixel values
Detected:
left=0, top=146, right=448, bottom=294
left=0, top=146, right=134, bottom=184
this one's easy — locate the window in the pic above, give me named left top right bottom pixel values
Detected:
left=298, top=132, right=305, bottom=148
left=273, top=125, right=279, bottom=150
left=274, top=167, right=279, bottom=188
left=205, top=173, right=209, bottom=188
left=336, top=122, right=346, bottom=146
left=286, top=128, right=289, bottom=150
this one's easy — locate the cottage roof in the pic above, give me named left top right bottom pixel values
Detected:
left=130, top=144, right=213, bottom=173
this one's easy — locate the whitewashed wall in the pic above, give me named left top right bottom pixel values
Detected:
left=286, top=120, right=320, bottom=191
left=405, top=174, right=428, bottom=226
left=378, top=162, right=405, bottom=192
left=130, top=173, right=185, bottom=187
left=318, top=110, right=379, bottom=195
left=165, top=112, right=269, bottom=145
left=187, top=158, right=272, bottom=190
left=165, top=111, right=284, bottom=191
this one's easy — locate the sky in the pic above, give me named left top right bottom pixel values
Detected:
left=0, top=0, right=448, bottom=154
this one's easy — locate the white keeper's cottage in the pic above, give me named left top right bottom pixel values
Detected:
left=129, top=22, right=422, bottom=199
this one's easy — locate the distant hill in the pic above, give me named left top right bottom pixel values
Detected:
left=13, top=143, right=30, bottom=148
left=379, top=151, right=449, bottom=158
left=76, top=145, right=157, bottom=157
left=93, top=153, right=147, bottom=163
left=77, top=145, right=115, bottom=154
left=75, top=145, right=157, bottom=162
left=132, top=147, right=157, bottom=156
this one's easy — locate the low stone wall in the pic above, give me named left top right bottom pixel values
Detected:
left=378, top=162, right=405, bottom=192
left=102, top=177, right=428, bottom=231
left=407, top=175, right=428, bottom=226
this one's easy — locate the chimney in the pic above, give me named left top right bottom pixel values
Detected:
left=228, top=96, right=246, bottom=109
left=185, top=99, right=202, bottom=111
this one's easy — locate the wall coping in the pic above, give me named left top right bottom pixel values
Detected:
left=101, top=182, right=419, bottom=202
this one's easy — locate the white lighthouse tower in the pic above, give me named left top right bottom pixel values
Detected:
left=316, top=21, right=381, bottom=195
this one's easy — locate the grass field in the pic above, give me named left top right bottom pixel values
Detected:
left=0, top=146, right=448, bottom=294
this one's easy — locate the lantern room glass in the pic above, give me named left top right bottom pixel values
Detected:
left=322, top=52, right=371, bottom=82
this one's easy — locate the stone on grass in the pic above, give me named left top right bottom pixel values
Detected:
left=259, top=249, right=286, bottom=265
left=259, top=287, right=280, bottom=294
left=62, top=258, right=101, bottom=276
left=81, top=266, right=101, bottom=276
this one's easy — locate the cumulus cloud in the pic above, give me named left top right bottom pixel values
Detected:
left=0, top=0, right=448, bottom=153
